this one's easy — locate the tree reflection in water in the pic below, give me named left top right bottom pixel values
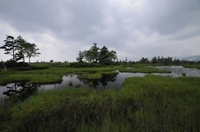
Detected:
left=78, top=74, right=118, bottom=89
left=3, top=82, right=39, bottom=102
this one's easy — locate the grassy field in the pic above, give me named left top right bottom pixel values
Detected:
left=0, top=74, right=200, bottom=132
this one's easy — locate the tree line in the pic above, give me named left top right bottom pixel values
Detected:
left=76, top=43, right=117, bottom=65
left=136, top=56, right=197, bottom=65
left=0, top=35, right=40, bottom=64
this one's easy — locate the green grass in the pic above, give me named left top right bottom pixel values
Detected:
left=1, top=75, right=200, bottom=131
left=183, top=64, right=200, bottom=69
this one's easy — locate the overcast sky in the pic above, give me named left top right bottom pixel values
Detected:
left=0, top=0, right=200, bottom=62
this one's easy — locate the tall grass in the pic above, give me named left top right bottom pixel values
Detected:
left=1, top=75, right=200, bottom=131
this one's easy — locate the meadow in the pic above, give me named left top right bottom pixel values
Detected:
left=0, top=63, right=200, bottom=131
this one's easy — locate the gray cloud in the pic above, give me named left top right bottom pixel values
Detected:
left=0, top=0, right=200, bottom=62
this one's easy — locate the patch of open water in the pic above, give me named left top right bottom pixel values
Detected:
left=154, top=66, right=200, bottom=77
left=0, top=72, right=145, bottom=100
left=1, top=66, right=200, bottom=101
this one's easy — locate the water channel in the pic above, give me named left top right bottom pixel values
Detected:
left=1, top=66, right=200, bottom=101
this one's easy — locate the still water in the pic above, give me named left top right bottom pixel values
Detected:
left=154, top=66, right=200, bottom=77
left=1, top=66, right=200, bottom=101
left=0, top=72, right=146, bottom=99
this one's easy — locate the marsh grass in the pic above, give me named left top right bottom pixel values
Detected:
left=183, top=64, right=200, bottom=69
left=99, top=71, right=119, bottom=75
left=1, top=75, right=200, bottom=131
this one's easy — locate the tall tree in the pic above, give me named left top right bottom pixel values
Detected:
left=22, top=43, right=40, bottom=63
left=15, top=36, right=26, bottom=63
left=76, top=51, right=85, bottom=63
left=84, top=50, right=93, bottom=63
left=1, top=35, right=40, bottom=63
left=79, top=43, right=117, bottom=64
left=84, top=43, right=100, bottom=63
left=0, top=35, right=19, bottom=61
left=99, top=46, right=109, bottom=64
left=91, top=43, right=99, bottom=63
left=108, top=50, right=117, bottom=62
left=98, top=46, right=117, bottom=65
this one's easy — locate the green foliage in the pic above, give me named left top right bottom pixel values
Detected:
left=20, top=42, right=40, bottom=63
left=77, top=43, right=117, bottom=65
left=76, top=51, right=86, bottom=63
left=0, top=35, right=40, bottom=63
left=4, top=60, right=17, bottom=68
left=0, top=35, right=18, bottom=61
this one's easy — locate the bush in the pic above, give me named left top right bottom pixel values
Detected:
left=5, top=60, right=17, bottom=68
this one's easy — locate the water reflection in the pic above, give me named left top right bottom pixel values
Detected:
left=39, top=72, right=145, bottom=90
left=79, top=74, right=118, bottom=89
left=154, top=66, right=200, bottom=77
left=0, top=72, right=147, bottom=100
left=0, top=82, right=38, bottom=103
left=1, top=66, right=200, bottom=103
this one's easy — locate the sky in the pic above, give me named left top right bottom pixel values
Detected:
left=0, top=0, right=200, bottom=62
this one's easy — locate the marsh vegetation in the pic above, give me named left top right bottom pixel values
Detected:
left=1, top=39, right=200, bottom=131
left=0, top=74, right=200, bottom=132
left=0, top=62, right=200, bottom=131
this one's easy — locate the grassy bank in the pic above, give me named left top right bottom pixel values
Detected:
left=183, top=64, right=200, bottom=69
left=1, top=75, right=199, bottom=132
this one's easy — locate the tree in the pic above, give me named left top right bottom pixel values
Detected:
left=139, top=57, right=149, bottom=64
left=99, top=46, right=117, bottom=65
left=77, top=43, right=117, bottom=65
left=90, top=43, right=99, bottom=63
left=99, top=46, right=109, bottom=64
left=151, top=56, right=157, bottom=63
left=22, top=43, right=40, bottom=63
left=84, top=50, right=93, bottom=63
left=84, top=43, right=99, bottom=63
left=1, top=35, right=40, bottom=63
left=108, top=50, right=117, bottom=62
left=15, top=36, right=26, bottom=63
left=0, top=35, right=19, bottom=61
left=76, top=51, right=85, bottom=63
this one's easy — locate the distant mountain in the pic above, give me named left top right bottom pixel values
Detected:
left=181, top=55, right=200, bottom=61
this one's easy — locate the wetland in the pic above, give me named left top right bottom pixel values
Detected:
left=0, top=63, right=200, bottom=132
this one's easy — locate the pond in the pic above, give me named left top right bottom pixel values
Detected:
left=153, top=66, right=200, bottom=77
left=1, top=66, right=200, bottom=102
left=0, top=72, right=146, bottom=101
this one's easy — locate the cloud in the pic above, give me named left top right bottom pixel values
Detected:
left=0, top=0, right=200, bottom=62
